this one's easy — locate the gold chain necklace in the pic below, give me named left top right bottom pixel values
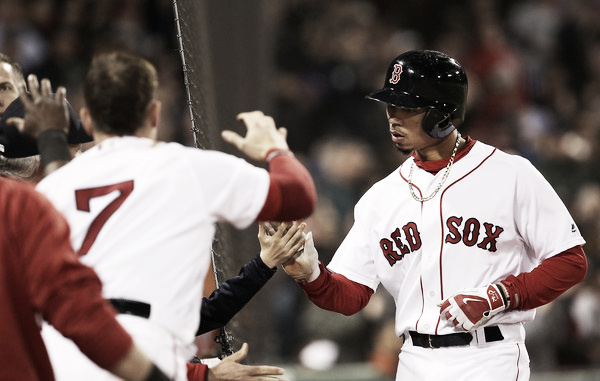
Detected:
left=407, top=132, right=462, bottom=202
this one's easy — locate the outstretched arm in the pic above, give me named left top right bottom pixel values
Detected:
left=187, top=343, right=286, bottom=381
left=297, top=260, right=374, bottom=316
left=221, top=111, right=316, bottom=221
left=197, top=221, right=306, bottom=335
left=281, top=225, right=374, bottom=316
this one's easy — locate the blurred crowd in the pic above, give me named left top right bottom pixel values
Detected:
left=4, top=0, right=600, bottom=378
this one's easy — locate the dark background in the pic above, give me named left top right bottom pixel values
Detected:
left=6, top=0, right=600, bottom=376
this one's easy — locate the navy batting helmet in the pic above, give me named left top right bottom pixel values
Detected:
left=367, top=50, right=468, bottom=138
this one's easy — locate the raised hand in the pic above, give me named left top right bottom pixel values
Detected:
left=10, top=74, right=69, bottom=138
left=221, top=111, right=290, bottom=162
left=258, top=221, right=306, bottom=269
left=439, top=284, right=507, bottom=331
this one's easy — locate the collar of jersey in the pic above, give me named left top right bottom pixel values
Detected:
left=97, top=135, right=156, bottom=150
left=412, top=136, right=476, bottom=175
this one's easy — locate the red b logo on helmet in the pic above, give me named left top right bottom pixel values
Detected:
left=389, top=63, right=403, bottom=84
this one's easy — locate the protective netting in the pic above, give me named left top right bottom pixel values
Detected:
left=172, top=0, right=236, bottom=358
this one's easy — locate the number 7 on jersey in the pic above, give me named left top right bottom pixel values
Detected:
left=75, top=180, right=134, bottom=255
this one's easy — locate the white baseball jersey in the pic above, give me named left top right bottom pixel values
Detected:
left=327, top=140, right=585, bottom=339
left=36, top=136, right=270, bottom=380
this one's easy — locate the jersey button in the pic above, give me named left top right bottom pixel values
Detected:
left=429, top=291, right=435, bottom=297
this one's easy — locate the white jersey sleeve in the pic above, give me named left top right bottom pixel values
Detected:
left=513, top=155, right=584, bottom=261
left=328, top=216, right=380, bottom=291
left=190, top=149, right=270, bottom=229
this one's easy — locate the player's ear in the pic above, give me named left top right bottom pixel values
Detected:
left=79, top=107, right=93, bottom=136
left=148, top=100, right=161, bottom=130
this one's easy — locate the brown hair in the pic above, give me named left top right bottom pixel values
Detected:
left=83, top=51, right=158, bottom=135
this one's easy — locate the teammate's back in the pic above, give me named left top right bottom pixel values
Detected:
left=37, top=136, right=271, bottom=341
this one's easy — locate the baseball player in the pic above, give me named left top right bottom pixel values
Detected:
left=33, top=51, right=316, bottom=381
left=281, top=50, right=587, bottom=381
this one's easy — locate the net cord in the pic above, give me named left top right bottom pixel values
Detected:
left=172, top=0, right=234, bottom=359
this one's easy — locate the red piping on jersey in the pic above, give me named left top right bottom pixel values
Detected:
left=434, top=147, right=497, bottom=334
left=399, top=166, right=426, bottom=331
left=399, top=137, right=480, bottom=332
left=415, top=277, right=425, bottom=332
left=515, top=343, right=521, bottom=381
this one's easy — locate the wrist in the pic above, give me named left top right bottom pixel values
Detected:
left=305, top=266, right=320, bottom=283
left=37, top=129, right=71, bottom=170
left=496, top=282, right=511, bottom=310
left=264, top=148, right=293, bottom=163
left=296, top=260, right=321, bottom=284
left=308, top=258, right=321, bottom=282
left=259, top=253, right=276, bottom=269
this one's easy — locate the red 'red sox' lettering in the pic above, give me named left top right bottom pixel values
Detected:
left=380, top=218, right=504, bottom=266
left=380, top=222, right=421, bottom=266
left=445, top=216, right=503, bottom=252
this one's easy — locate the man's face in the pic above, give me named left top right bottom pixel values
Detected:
left=386, top=104, right=434, bottom=155
left=0, top=62, right=21, bottom=117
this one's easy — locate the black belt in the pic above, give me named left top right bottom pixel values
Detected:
left=409, top=326, right=504, bottom=348
left=109, top=298, right=151, bottom=319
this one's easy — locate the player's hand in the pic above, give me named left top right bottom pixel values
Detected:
left=10, top=74, right=69, bottom=138
left=258, top=221, right=306, bottom=268
left=439, top=284, right=507, bottom=331
left=221, top=111, right=290, bottom=162
left=207, top=343, right=287, bottom=381
left=282, top=231, right=320, bottom=283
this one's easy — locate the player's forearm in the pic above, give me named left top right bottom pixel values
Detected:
left=299, top=261, right=373, bottom=316
left=501, top=245, right=587, bottom=310
left=197, top=255, right=275, bottom=335
left=110, top=345, right=173, bottom=381
left=257, top=153, right=316, bottom=221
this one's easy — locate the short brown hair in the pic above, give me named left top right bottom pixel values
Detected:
left=83, top=51, right=158, bottom=135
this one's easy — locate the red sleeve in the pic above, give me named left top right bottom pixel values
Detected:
left=501, top=245, right=587, bottom=310
left=186, top=362, right=208, bottom=381
left=20, top=184, right=132, bottom=370
left=256, top=152, right=316, bottom=221
left=298, top=261, right=374, bottom=315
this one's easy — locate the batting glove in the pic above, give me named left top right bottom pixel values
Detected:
left=282, top=231, right=320, bottom=283
left=439, top=284, right=508, bottom=331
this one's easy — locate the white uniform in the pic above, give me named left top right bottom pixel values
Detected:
left=327, top=140, right=585, bottom=381
left=36, top=136, right=270, bottom=381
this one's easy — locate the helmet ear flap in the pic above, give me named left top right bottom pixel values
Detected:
left=422, top=108, right=455, bottom=138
